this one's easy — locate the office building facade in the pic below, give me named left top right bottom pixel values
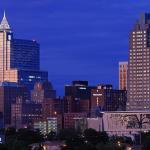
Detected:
left=91, top=84, right=127, bottom=117
left=11, top=39, right=40, bottom=70
left=127, top=13, right=150, bottom=110
left=65, top=81, right=96, bottom=113
left=11, top=99, right=42, bottom=128
left=31, top=81, right=56, bottom=103
left=34, top=118, right=58, bottom=135
left=63, top=113, right=87, bottom=129
left=0, top=82, right=29, bottom=126
left=119, top=61, right=128, bottom=90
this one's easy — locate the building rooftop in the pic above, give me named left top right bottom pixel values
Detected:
left=100, top=111, right=150, bottom=114
left=0, top=11, right=10, bottom=30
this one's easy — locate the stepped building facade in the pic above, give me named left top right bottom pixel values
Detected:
left=0, top=12, right=48, bottom=90
left=127, top=13, right=150, bottom=110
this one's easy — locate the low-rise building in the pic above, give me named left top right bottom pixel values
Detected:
left=64, top=113, right=87, bottom=129
left=75, top=111, right=150, bottom=137
left=33, top=117, right=58, bottom=135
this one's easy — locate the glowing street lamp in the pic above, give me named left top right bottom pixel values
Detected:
left=126, top=146, right=132, bottom=150
left=117, top=141, right=121, bottom=147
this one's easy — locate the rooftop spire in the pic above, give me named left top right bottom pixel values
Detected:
left=4, top=10, right=6, bottom=18
left=0, top=11, right=10, bottom=30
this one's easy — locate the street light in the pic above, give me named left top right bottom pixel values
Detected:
left=43, top=145, right=46, bottom=150
left=117, top=141, right=121, bottom=147
left=54, top=111, right=57, bottom=115
left=126, top=146, right=132, bottom=150
left=63, top=144, right=67, bottom=148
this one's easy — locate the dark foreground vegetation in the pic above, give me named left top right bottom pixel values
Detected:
left=0, top=127, right=149, bottom=150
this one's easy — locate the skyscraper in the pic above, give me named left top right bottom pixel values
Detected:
left=0, top=12, right=18, bottom=82
left=11, top=39, right=40, bottom=70
left=127, top=13, right=150, bottom=110
left=119, top=61, right=128, bottom=90
left=0, top=12, right=48, bottom=90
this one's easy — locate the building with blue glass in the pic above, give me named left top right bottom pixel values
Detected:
left=0, top=12, right=48, bottom=90
left=11, top=39, right=40, bottom=70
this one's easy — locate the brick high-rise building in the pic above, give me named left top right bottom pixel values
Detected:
left=31, top=81, right=56, bottom=103
left=127, top=13, right=150, bottom=110
left=91, top=84, right=127, bottom=117
left=64, top=81, right=96, bottom=113
left=119, top=61, right=128, bottom=90
left=0, top=82, right=29, bottom=126
left=11, top=100, right=42, bottom=128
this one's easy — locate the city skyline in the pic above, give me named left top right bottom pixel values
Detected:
left=1, top=1, right=150, bottom=95
left=0, top=2, right=150, bottom=148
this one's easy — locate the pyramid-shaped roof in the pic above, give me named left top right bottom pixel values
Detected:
left=0, top=11, right=10, bottom=30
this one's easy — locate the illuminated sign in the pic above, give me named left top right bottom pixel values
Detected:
left=79, top=87, right=86, bottom=90
left=93, top=93, right=102, bottom=96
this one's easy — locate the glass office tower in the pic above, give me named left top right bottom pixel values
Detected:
left=11, top=39, right=40, bottom=70
left=0, top=12, right=48, bottom=90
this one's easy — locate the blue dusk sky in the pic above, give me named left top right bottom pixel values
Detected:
left=0, top=0, right=150, bottom=95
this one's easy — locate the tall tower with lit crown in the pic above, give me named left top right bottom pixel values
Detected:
left=127, top=13, right=150, bottom=110
left=0, top=12, right=48, bottom=90
left=0, top=12, right=18, bottom=82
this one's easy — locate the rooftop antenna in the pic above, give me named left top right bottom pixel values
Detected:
left=4, top=10, right=6, bottom=18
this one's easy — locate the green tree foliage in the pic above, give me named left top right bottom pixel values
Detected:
left=142, top=132, right=150, bottom=150
left=84, top=129, right=109, bottom=145
left=17, top=128, right=43, bottom=145
left=4, top=127, right=44, bottom=150
left=84, top=128, right=99, bottom=144
left=47, top=131, right=57, bottom=141
left=0, top=144, right=7, bottom=150
left=96, top=142, right=116, bottom=150
left=60, top=128, right=115, bottom=150
left=97, top=131, right=109, bottom=144
left=59, top=128, right=84, bottom=150
left=58, top=128, right=80, bottom=141
left=5, top=127, right=16, bottom=138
